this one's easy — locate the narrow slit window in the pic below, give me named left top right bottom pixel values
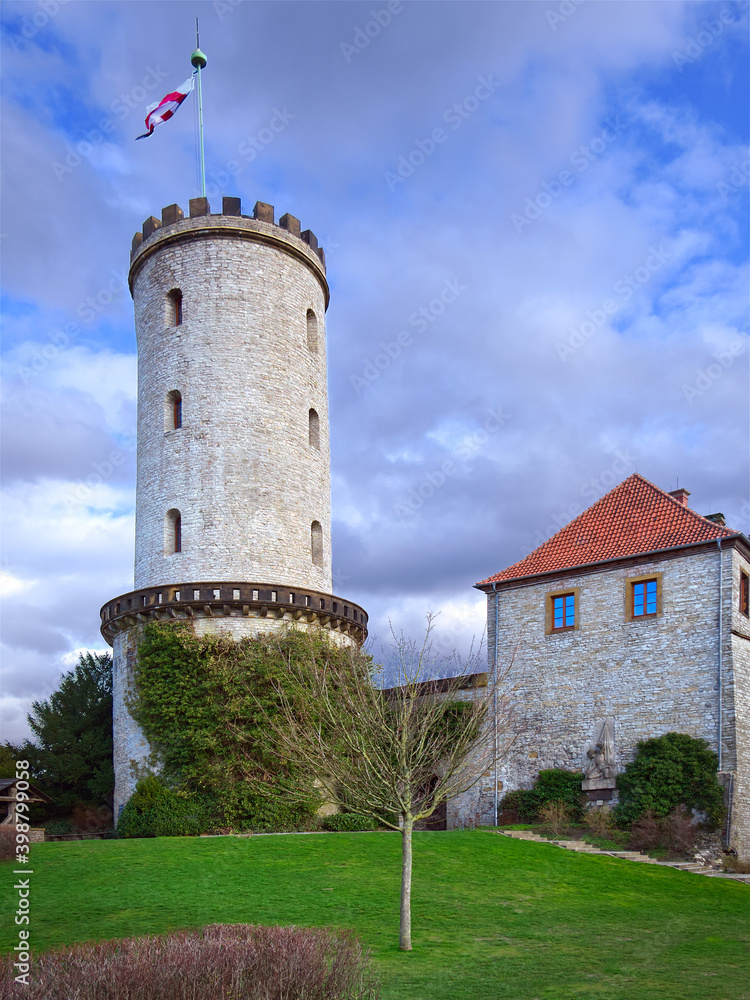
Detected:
left=166, top=508, right=181, bottom=555
left=166, top=390, right=182, bottom=432
left=168, top=289, right=183, bottom=326
left=306, top=309, right=318, bottom=353
left=309, top=408, right=320, bottom=449
left=311, top=520, right=323, bottom=566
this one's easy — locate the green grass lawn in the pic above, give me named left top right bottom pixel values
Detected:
left=2, top=829, right=748, bottom=1000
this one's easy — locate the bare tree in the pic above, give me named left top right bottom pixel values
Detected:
left=234, top=617, right=520, bottom=952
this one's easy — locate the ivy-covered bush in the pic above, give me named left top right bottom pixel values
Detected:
left=117, top=776, right=206, bottom=839
left=615, top=732, right=724, bottom=826
left=129, top=623, right=372, bottom=833
left=322, top=813, right=379, bottom=832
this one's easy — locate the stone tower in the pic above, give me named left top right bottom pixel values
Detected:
left=101, top=196, right=367, bottom=817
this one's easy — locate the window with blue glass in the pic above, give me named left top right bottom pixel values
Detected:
left=632, top=579, right=657, bottom=617
left=551, top=593, right=575, bottom=631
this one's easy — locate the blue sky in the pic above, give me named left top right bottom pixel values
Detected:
left=0, top=0, right=748, bottom=740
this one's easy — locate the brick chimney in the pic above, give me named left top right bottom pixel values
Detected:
left=668, top=488, right=690, bottom=507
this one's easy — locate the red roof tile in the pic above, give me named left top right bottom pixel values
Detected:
left=477, top=474, right=738, bottom=587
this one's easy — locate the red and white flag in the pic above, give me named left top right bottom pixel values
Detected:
left=136, top=74, right=195, bottom=140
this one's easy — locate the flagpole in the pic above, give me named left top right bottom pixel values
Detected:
left=191, top=19, right=207, bottom=199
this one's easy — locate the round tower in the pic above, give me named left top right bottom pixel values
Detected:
left=101, top=196, right=367, bottom=818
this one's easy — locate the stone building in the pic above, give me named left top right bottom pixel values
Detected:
left=467, top=473, right=749, bottom=858
left=100, top=197, right=367, bottom=819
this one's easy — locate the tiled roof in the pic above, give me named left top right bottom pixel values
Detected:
left=477, top=474, right=738, bottom=587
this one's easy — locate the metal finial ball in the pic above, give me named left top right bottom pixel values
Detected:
left=191, top=48, right=207, bottom=69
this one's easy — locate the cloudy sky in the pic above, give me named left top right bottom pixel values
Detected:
left=1, top=0, right=748, bottom=740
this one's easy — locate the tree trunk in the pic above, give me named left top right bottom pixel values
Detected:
left=399, top=819, right=413, bottom=951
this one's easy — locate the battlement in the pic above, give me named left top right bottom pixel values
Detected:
left=131, top=196, right=325, bottom=267
left=100, top=582, right=368, bottom=646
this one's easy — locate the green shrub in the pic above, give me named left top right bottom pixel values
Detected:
left=44, top=819, right=73, bottom=836
left=498, top=789, right=539, bottom=823
left=534, top=769, right=585, bottom=820
left=615, top=732, right=724, bottom=826
left=500, top=770, right=584, bottom=823
left=117, top=776, right=206, bottom=839
left=322, top=813, right=378, bottom=832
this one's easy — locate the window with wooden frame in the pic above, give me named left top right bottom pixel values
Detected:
left=632, top=579, right=657, bottom=617
left=741, top=570, right=749, bottom=617
left=168, top=289, right=183, bottom=326
left=625, top=573, right=662, bottom=621
left=552, top=593, right=575, bottom=631
left=545, top=588, right=579, bottom=634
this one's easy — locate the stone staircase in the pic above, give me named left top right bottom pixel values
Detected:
left=500, top=830, right=750, bottom=883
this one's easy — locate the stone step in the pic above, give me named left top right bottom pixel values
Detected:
left=496, top=832, right=748, bottom=882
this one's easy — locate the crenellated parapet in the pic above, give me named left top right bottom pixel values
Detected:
left=101, top=582, right=368, bottom=646
left=130, top=197, right=326, bottom=291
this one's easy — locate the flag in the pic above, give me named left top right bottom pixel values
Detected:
left=136, top=74, right=195, bottom=140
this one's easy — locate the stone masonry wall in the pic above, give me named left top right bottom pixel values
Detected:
left=112, top=627, right=152, bottom=819
left=132, top=214, right=331, bottom=593
left=482, top=544, right=744, bottom=833
left=728, top=545, right=750, bottom=858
